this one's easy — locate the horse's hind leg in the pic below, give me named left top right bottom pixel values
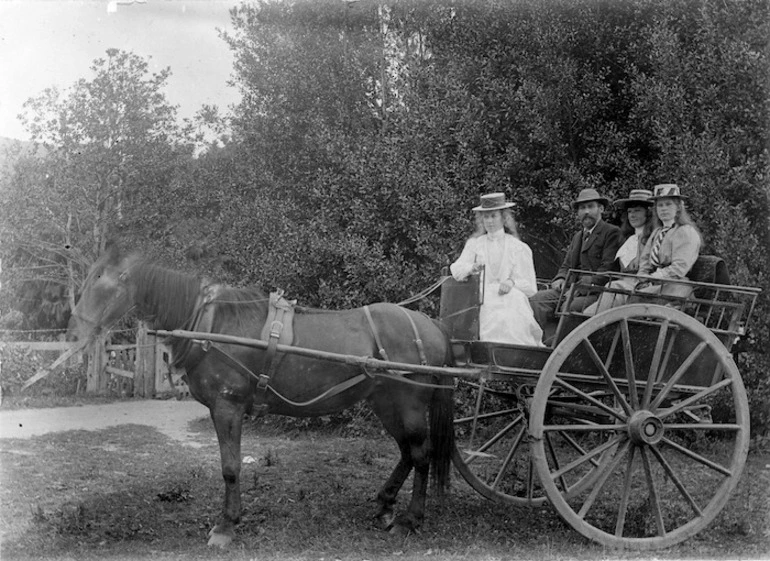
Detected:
left=207, top=397, right=247, bottom=548
left=374, top=441, right=413, bottom=530
left=398, top=425, right=431, bottom=535
left=370, top=393, right=431, bottom=535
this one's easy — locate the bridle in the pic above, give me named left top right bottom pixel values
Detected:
left=72, top=267, right=137, bottom=337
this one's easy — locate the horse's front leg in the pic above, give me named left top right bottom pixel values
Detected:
left=207, top=397, right=246, bottom=548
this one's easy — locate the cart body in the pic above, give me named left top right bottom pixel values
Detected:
left=443, top=255, right=760, bottom=549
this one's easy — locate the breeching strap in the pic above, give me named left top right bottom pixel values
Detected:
left=364, top=305, right=390, bottom=361
left=363, top=305, right=427, bottom=366
left=399, top=306, right=428, bottom=366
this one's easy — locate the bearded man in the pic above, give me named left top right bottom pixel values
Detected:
left=529, top=188, right=621, bottom=329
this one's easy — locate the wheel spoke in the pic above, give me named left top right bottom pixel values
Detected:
left=577, top=440, right=631, bottom=519
left=469, top=378, right=488, bottom=448
left=658, top=378, right=733, bottom=420
left=664, top=423, right=741, bottom=432
left=545, top=431, right=570, bottom=493
left=491, top=425, right=526, bottom=490
left=603, top=324, right=622, bottom=371
left=543, top=423, right=623, bottom=433
left=552, top=377, right=626, bottom=422
left=659, top=437, right=733, bottom=476
left=642, top=319, right=670, bottom=409
left=639, top=446, right=666, bottom=537
left=614, top=444, right=637, bottom=537
left=620, top=319, right=639, bottom=410
left=463, top=414, right=525, bottom=466
left=455, top=407, right=521, bottom=425
left=648, top=444, right=703, bottom=517
left=649, top=341, right=708, bottom=410
left=581, top=338, right=632, bottom=416
left=550, top=434, right=624, bottom=481
left=560, top=431, right=601, bottom=469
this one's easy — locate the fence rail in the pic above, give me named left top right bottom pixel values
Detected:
left=0, top=341, right=75, bottom=351
left=4, top=323, right=186, bottom=398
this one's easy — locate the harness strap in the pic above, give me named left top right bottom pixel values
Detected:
left=399, top=307, right=428, bottom=366
left=260, top=290, right=290, bottom=390
left=207, top=343, right=259, bottom=383
left=363, top=305, right=390, bottom=362
left=364, top=367, right=451, bottom=390
left=266, top=372, right=371, bottom=407
left=205, top=343, right=373, bottom=407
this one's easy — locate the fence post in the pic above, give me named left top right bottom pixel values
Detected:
left=136, top=322, right=156, bottom=397
left=86, top=333, right=107, bottom=394
left=135, top=324, right=146, bottom=397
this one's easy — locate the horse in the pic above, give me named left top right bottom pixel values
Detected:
left=67, top=246, right=455, bottom=547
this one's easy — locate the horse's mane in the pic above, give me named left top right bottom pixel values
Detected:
left=132, top=260, right=203, bottom=330
left=209, top=285, right=271, bottom=328
left=128, top=255, right=342, bottom=337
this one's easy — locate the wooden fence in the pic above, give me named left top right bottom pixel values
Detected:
left=2, top=323, right=187, bottom=397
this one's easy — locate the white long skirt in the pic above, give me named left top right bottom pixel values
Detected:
left=480, top=284, right=544, bottom=347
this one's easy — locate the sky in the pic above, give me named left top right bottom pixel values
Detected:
left=0, top=0, right=242, bottom=141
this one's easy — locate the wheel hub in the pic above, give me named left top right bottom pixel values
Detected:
left=627, top=410, right=664, bottom=445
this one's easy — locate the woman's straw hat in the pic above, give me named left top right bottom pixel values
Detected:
left=614, top=189, right=653, bottom=210
left=650, top=183, right=687, bottom=200
left=472, top=193, right=515, bottom=212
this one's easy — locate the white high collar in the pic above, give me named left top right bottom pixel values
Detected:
left=486, top=228, right=505, bottom=241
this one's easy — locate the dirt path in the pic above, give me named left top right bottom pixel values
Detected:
left=0, top=399, right=211, bottom=445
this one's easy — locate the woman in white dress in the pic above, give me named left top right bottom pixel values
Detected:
left=450, top=193, right=544, bottom=346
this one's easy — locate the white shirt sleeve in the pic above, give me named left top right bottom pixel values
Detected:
left=511, top=240, right=538, bottom=297
left=450, top=237, right=479, bottom=281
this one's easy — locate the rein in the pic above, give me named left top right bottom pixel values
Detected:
left=396, top=276, right=450, bottom=306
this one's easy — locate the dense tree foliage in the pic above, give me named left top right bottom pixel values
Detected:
left=1, top=0, right=767, bottom=432
left=0, top=50, right=193, bottom=328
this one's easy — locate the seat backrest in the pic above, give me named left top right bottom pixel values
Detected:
left=687, top=255, right=730, bottom=285
left=438, top=273, right=481, bottom=341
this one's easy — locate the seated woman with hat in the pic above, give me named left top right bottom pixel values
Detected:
left=584, top=188, right=654, bottom=314
left=450, top=193, right=544, bottom=346
left=632, top=183, right=702, bottom=303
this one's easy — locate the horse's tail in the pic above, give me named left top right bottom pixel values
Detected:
left=429, top=321, right=455, bottom=496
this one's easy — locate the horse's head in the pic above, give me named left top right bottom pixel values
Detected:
left=68, top=246, right=139, bottom=342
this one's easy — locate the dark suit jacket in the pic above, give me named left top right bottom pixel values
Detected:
left=554, top=219, right=621, bottom=286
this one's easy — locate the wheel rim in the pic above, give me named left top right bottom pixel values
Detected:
left=530, top=304, right=750, bottom=550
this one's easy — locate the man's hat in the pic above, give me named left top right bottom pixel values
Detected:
left=650, top=183, right=687, bottom=200
left=614, top=189, right=654, bottom=210
left=472, top=192, right=515, bottom=212
left=572, top=188, right=609, bottom=209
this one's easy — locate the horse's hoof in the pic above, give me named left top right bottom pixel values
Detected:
left=207, top=526, right=234, bottom=548
left=388, top=523, right=413, bottom=538
left=375, top=511, right=396, bottom=531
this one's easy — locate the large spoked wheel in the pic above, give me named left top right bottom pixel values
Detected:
left=530, top=305, right=750, bottom=550
left=453, top=376, right=611, bottom=506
